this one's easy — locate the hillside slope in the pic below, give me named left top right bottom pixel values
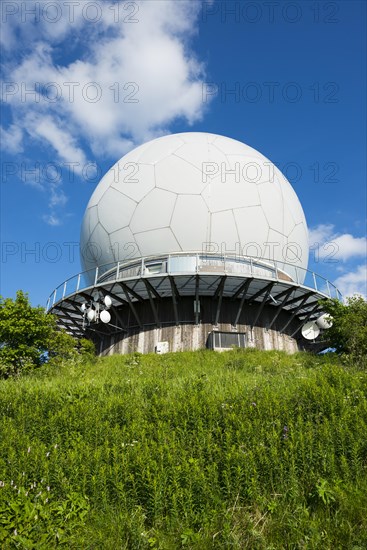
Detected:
left=1, top=349, right=367, bottom=549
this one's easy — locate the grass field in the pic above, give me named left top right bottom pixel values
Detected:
left=1, top=349, right=367, bottom=549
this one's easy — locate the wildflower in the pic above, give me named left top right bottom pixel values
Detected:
left=45, top=498, right=49, bottom=503
left=54, top=444, right=58, bottom=449
left=11, top=480, right=13, bottom=486
left=251, top=402, right=257, bottom=407
left=47, top=486, right=50, bottom=491
left=0, top=481, right=4, bottom=487
left=27, top=447, right=31, bottom=453
left=36, top=491, right=42, bottom=498
left=46, top=452, right=50, bottom=457
left=13, top=529, right=17, bottom=536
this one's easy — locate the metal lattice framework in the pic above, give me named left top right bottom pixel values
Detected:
left=47, top=253, right=341, bottom=341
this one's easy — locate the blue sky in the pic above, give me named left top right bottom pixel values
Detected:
left=1, top=0, right=366, bottom=306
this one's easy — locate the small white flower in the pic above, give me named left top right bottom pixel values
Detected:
left=13, top=529, right=17, bottom=536
left=27, top=447, right=31, bottom=453
left=47, top=486, right=50, bottom=491
left=0, top=481, right=4, bottom=487
left=46, top=452, right=50, bottom=457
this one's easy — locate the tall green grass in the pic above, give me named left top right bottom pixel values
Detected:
left=1, top=349, right=367, bottom=548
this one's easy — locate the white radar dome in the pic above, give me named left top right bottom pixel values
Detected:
left=80, top=132, right=308, bottom=281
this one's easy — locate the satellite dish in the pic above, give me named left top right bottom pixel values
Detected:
left=301, top=321, right=320, bottom=340
left=100, top=310, right=111, bottom=324
left=80, top=303, right=87, bottom=312
left=316, top=313, right=333, bottom=330
left=104, top=295, right=112, bottom=309
left=87, top=309, right=96, bottom=322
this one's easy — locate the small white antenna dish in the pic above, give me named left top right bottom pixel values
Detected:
left=104, top=295, right=112, bottom=309
left=87, top=309, right=96, bottom=322
left=100, top=310, right=111, bottom=324
left=301, top=321, right=320, bottom=340
left=316, top=313, right=333, bottom=330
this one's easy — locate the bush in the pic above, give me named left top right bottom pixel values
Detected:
left=0, top=291, right=95, bottom=378
left=320, top=295, right=367, bottom=367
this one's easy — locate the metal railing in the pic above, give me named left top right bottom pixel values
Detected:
left=46, top=252, right=342, bottom=311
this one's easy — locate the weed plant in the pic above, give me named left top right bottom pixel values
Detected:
left=0, top=349, right=367, bottom=548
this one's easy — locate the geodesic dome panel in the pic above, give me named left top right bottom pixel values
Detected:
left=80, top=132, right=309, bottom=282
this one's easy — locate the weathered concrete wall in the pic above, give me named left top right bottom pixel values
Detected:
left=92, top=297, right=302, bottom=355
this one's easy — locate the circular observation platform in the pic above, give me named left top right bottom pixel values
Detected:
left=46, top=253, right=341, bottom=355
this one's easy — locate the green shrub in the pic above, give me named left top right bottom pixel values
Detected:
left=320, top=295, right=367, bottom=368
left=0, top=291, right=96, bottom=378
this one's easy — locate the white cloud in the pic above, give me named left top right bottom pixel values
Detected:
left=42, top=213, right=62, bottom=226
left=2, top=0, right=211, bottom=226
left=332, top=234, right=367, bottom=261
left=308, top=224, right=334, bottom=245
left=3, top=0, right=209, bottom=161
left=0, top=123, right=23, bottom=154
left=49, top=185, right=68, bottom=208
left=309, top=224, right=366, bottom=262
left=24, top=114, right=87, bottom=173
left=334, top=265, right=367, bottom=299
left=1, top=0, right=113, bottom=49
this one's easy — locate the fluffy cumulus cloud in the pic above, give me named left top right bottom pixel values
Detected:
left=334, top=265, right=367, bottom=299
left=0, top=123, right=23, bottom=154
left=309, top=224, right=366, bottom=262
left=2, top=0, right=207, bottom=158
left=1, top=0, right=208, bottom=224
left=309, top=224, right=367, bottom=299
